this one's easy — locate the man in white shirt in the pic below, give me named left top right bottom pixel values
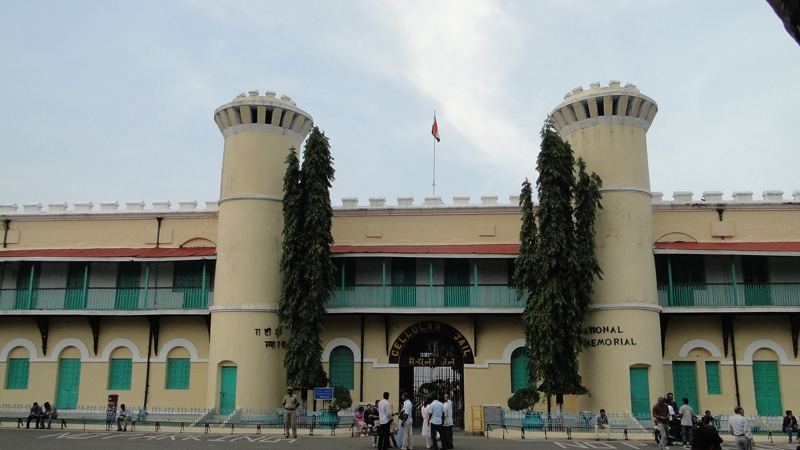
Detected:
left=428, top=395, right=444, bottom=450
left=399, top=391, right=413, bottom=450
left=442, top=393, right=454, bottom=449
left=728, top=406, right=754, bottom=450
left=378, top=392, right=393, bottom=450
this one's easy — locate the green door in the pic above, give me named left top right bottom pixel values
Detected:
left=444, top=259, right=470, bottom=307
left=672, top=361, right=699, bottom=412
left=753, top=361, right=782, bottom=415
left=115, top=262, right=141, bottom=310
left=65, top=262, right=89, bottom=309
left=15, top=262, right=40, bottom=309
left=391, top=258, right=416, bottom=307
left=219, top=367, right=237, bottom=415
left=630, top=367, right=651, bottom=420
left=56, top=358, right=81, bottom=409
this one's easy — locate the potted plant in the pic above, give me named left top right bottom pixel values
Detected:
left=319, top=385, right=352, bottom=428
left=507, top=386, right=543, bottom=430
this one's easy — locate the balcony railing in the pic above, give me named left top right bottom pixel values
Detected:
left=327, top=285, right=522, bottom=309
left=0, top=286, right=213, bottom=311
left=658, top=283, right=800, bottom=308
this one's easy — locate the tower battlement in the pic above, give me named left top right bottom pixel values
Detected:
left=550, top=80, right=658, bottom=135
left=213, top=89, right=313, bottom=141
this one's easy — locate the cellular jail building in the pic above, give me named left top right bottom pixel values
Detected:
left=1, top=82, right=799, bottom=431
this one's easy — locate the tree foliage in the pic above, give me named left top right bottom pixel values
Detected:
left=279, top=126, right=336, bottom=392
left=514, top=120, right=602, bottom=399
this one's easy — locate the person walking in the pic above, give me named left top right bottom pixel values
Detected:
left=282, top=386, right=300, bottom=438
left=378, top=392, right=393, bottom=450
left=653, top=396, right=670, bottom=450
left=399, top=391, right=414, bottom=450
left=679, top=397, right=695, bottom=448
left=428, top=395, right=444, bottom=450
left=421, top=398, right=432, bottom=450
left=595, top=408, right=611, bottom=440
left=728, top=406, right=754, bottom=450
left=783, top=410, right=798, bottom=443
left=442, top=393, right=453, bottom=449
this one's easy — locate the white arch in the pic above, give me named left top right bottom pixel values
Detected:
left=502, top=339, right=527, bottom=363
left=152, top=338, right=207, bottom=363
left=322, top=338, right=361, bottom=362
left=48, top=338, right=92, bottom=362
left=100, top=338, right=145, bottom=362
left=742, top=339, right=789, bottom=365
left=0, top=338, right=39, bottom=362
left=678, top=339, right=723, bottom=358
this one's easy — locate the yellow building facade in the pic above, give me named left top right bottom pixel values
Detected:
left=1, top=84, right=799, bottom=431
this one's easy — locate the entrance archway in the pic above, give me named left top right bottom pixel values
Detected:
left=389, top=321, right=474, bottom=429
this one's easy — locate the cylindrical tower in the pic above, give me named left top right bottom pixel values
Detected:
left=208, top=90, right=313, bottom=412
left=550, top=81, right=662, bottom=415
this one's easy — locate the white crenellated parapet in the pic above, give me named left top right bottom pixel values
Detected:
left=99, top=201, right=119, bottom=212
left=481, top=195, right=499, bottom=206
left=701, top=191, right=724, bottom=202
left=152, top=200, right=171, bottom=211
left=47, top=202, right=68, bottom=213
left=341, top=197, right=359, bottom=208
left=179, top=200, right=198, bottom=211
left=23, top=203, right=43, bottom=213
left=0, top=200, right=221, bottom=214
left=126, top=201, right=145, bottom=211
left=74, top=201, right=93, bottom=212
left=651, top=192, right=664, bottom=203
left=762, top=190, right=784, bottom=202
left=397, top=197, right=414, bottom=207
left=794, top=191, right=800, bottom=202
left=733, top=191, right=753, bottom=202
left=368, top=197, right=386, bottom=207
left=424, top=197, right=443, bottom=206
left=0, top=203, right=19, bottom=213
left=672, top=191, right=694, bottom=203
left=509, top=195, right=520, bottom=205
left=453, top=196, right=471, bottom=206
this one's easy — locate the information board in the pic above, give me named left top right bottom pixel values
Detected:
left=314, top=387, right=334, bottom=401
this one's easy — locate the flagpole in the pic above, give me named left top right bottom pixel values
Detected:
left=432, top=110, right=436, bottom=196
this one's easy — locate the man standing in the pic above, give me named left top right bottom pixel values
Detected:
left=596, top=408, right=611, bottom=440
left=399, top=391, right=414, bottom=450
left=728, top=406, right=754, bottom=450
left=428, top=395, right=444, bottom=450
left=679, top=397, right=695, bottom=448
left=282, top=386, right=300, bottom=438
left=378, top=391, right=393, bottom=450
left=442, top=393, right=454, bottom=449
left=653, top=396, right=670, bottom=450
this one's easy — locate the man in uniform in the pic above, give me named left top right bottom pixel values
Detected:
left=282, top=386, right=300, bottom=438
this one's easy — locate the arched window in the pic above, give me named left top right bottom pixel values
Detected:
left=329, top=346, right=354, bottom=390
left=510, top=347, right=531, bottom=393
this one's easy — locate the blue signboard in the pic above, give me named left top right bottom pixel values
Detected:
left=314, top=387, right=334, bottom=401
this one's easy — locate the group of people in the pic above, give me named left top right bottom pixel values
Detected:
left=351, top=391, right=454, bottom=450
left=26, top=401, right=58, bottom=429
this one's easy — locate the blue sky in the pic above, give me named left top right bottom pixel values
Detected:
left=1, top=1, right=798, bottom=209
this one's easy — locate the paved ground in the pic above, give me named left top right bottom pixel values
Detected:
left=2, top=422, right=799, bottom=450
left=1, top=426, right=798, bottom=450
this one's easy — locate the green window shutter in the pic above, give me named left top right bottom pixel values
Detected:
left=166, top=358, right=191, bottom=389
left=510, top=347, right=531, bottom=393
left=6, top=358, right=30, bottom=389
left=705, top=361, right=720, bottom=395
left=329, top=346, right=354, bottom=390
left=108, top=358, right=133, bottom=390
